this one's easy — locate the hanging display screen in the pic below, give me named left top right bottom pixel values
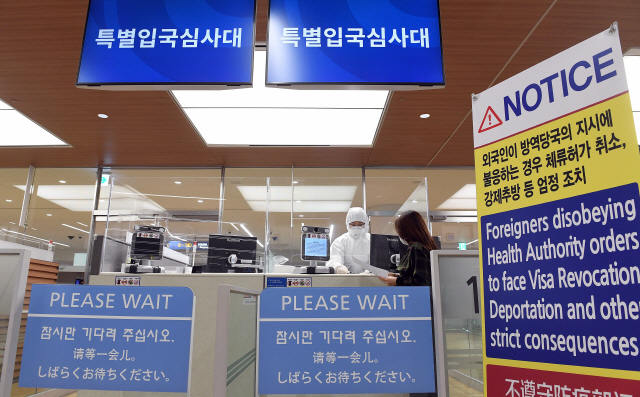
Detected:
left=266, top=0, right=445, bottom=88
left=76, top=0, right=256, bottom=88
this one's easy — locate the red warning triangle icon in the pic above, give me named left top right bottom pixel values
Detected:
left=478, top=106, right=503, bottom=133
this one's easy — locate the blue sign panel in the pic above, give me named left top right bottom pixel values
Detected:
left=258, top=287, right=436, bottom=394
left=482, top=183, right=640, bottom=371
left=20, top=285, right=195, bottom=393
left=266, top=277, right=288, bottom=288
left=77, top=0, right=256, bottom=86
left=266, top=0, right=444, bottom=86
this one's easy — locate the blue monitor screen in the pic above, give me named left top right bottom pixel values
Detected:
left=266, top=0, right=444, bottom=86
left=77, top=0, right=256, bottom=86
left=304, top=238, right=328, bottom=257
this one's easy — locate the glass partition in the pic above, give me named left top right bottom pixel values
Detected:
left=24, top=168, right=98, bottom=268
left=218, top=176, right=269, bottom=271
left=0, top=168, right=30, bottom=250
left=224, top=290, right=258, bottom=397
left=293, top=169, right=365, bottom=236
left=99, top=169, right=223, bottom=274
left=0, top=250, right=40, bottom=397
left=97, top=168, right=480, bottom=275
left=222, top=169, right=290, bottom=273
left=264, top=176, right=446, bottom=273
left=432, top=222, right=479, bottom=250
left=0, top=252, right=23, bottom=393
left=367, top=168, right=478, bottom=250
left=98, top=170, right=276, bottom=274
left=432, top=250, right=483, bottom=397
left=261, top=177, right=293, bottom=272
left=365, top=175, right=428, bottom=236
left=263, top=176, right=364, bottom=270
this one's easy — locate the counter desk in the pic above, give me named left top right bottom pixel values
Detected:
left=78, top=273, right=408, bottom=397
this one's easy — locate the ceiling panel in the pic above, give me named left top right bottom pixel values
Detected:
left=431, top=0, right=640, bottom=166
left=367, top=0, right=556, bottom=166
left=0, top=0, right=637, bottom=168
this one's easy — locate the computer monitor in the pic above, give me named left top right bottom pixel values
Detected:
left=201, top=234, right=257, bottom=273
left=130, top=225, right=165, bottom=261
left=370, top=234, right=406, bottom=273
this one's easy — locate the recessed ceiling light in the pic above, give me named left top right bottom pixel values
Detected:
left=5, top=199, right=11, bottom=202
left=623, top=55, right=640, bottom=143
left=14, top=185, right=165, bottom=212
left=293, top=181, right=299, bottom=184
left=299, top=215, right=304, bottom=217
left=412, top=200, right=418, bottom=203
left=59, top=180, right=66, bottom=184
left=0, top=108, right=68, bottom=146
left=175, top=181, right=182, bottom=184
left=437, top=184, right=478, bottom=210
left=9, top=222, right=15, bottom=224
left=420, top=114, right=430, bottom=119
left=31, top=228, right=37, bottom=230
left=185, top=108, right=383, bottom=145
left=450, top=184, right=477, bottom=199
left=62, top=223, right=89, bottom=234
left=98, top=114, right=108, bottom=119
left=296, top=200, right=302, bottom=203
left=198, top=200, right=203, bottom=203
left=46, top=214, right=52, bottom=216
left=240, top=224, right=254, bottom=237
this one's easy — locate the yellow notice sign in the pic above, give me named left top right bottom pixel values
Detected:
left=472, top=25, right=640, bottom=395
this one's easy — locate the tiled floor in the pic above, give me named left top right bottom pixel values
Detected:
left=64, top=387, right=478, bottom=397
left=9, top=384, right=50, bottom=397
left=9, top=385, right=76, bottom=397
left=449, top=376, right=484, bottom=397
left=25, top=379, right=481, bottom=397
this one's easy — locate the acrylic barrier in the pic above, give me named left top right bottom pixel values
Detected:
left=213, top=285, right=259, bottom=397
left=266, top=177, right=429, bottom=272
left=97, top=176, right=262, bottom=275
left=432, top=251, right=483, bottom=391
left=98, top=176, right=431, bottom=275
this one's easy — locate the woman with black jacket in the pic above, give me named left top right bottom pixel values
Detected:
left=378, top=210, right=438, bottom=287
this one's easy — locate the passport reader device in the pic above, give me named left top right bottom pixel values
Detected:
left=126, top=225, right=166, bottom=274
left=300, top=226, right=334, bottom=274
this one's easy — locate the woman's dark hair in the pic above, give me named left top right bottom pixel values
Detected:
left=395, top=210, right=438, bottom=251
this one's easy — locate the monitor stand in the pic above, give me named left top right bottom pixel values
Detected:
left=300, top=261, right=335, bottom=274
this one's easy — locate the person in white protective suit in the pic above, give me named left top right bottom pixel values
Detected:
left=326, top=207, right=370, bottom=274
